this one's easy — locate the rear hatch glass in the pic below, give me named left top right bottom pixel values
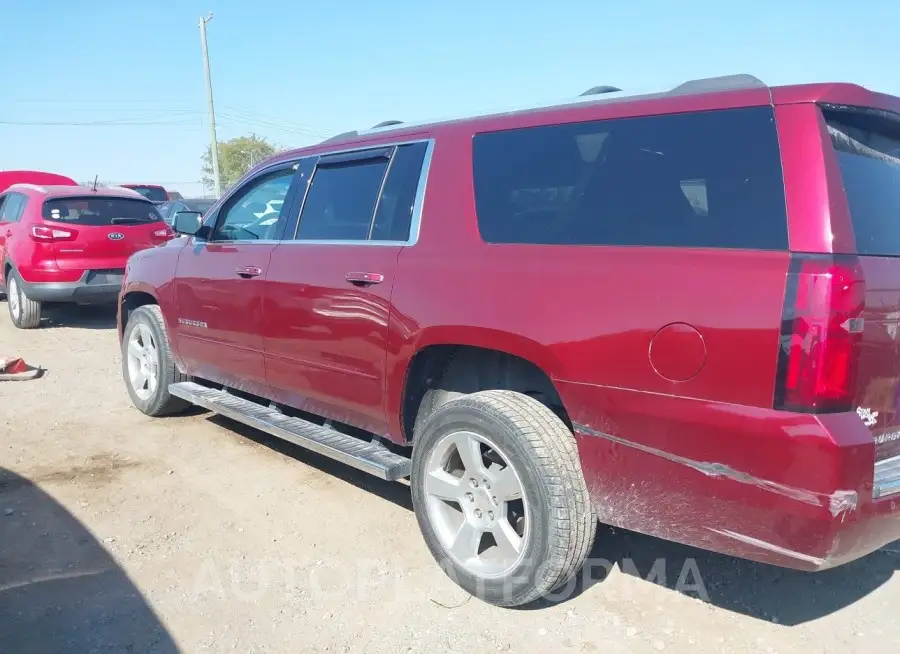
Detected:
left=824, top=106, right=900, bottom=460
left=42, top=196, right=167, bottom=271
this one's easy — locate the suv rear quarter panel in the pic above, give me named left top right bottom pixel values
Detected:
left=386, top=102, right=875, bottom=568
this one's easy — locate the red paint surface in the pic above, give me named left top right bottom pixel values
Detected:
left=120, top=80, right=900, bottom=570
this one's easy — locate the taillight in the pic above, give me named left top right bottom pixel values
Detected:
left=774, top=254, right=865, bottom=413
left=152, top=227, right=172, bottom=239
left=30, top=224, right=76, bottom=241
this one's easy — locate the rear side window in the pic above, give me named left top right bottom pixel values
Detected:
left=42, top=197, right=162, bottom=226
left=473, top=106, right=788, bottom=250
left=371, top=142, right=428, bottom=241
left=296, top=158, right=388, bottom=240
left=0, top=192, right=28, bottom=222
left=824, top=106, right=900, bottom=257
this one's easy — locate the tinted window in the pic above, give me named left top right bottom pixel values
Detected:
left=371, top=142, right=428, bottom=241
left=295, top=158, right=388, bottom=241
left=213, top=169, right=294, bottom=241
left=128, top=186, right=167, bottom=202
left=0, top=193, right=27, bottom=222
left=825, top=107, right=900, bottom=257
left=186, top=199, right=215, bottom=214
left=473, top=106, right=787, bottom=250
left=42, top=197, right=161, bottom=226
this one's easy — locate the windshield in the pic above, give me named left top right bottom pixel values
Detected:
left=126, top=186, right=168, bottom=202
left=43, top=197, right=162, bottom=226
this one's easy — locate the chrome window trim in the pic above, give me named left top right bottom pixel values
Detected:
left=193, top=138, right=434, bottom=248
left=282, top=138, right=434, bottom=247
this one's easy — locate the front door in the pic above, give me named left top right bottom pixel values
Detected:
left=173, top=163, right=301, bottom=395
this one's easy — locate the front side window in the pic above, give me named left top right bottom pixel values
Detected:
left=212, top=168, right=295, bottom=241
left=472, top=106, right=787, bottom=250
left=42, top=197, right=161, bottom=226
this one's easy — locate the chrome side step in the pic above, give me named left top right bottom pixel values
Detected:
left=168, top=381, right=411, bottom=481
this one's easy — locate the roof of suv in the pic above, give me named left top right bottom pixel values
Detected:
left=8, top=183, right=152, bottom=201
left=262, top=73, right=900, bottom=168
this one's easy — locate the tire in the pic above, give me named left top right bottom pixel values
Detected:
left=411, top=390, right=597, bottom=607
left=6, top=270, right=42, bottom=329
left=122, top=304, right=190, bottom=416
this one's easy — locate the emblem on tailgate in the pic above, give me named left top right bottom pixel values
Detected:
left=857, top=407, right=879, bottom=427
left=108, top=232, right=124, bottom=240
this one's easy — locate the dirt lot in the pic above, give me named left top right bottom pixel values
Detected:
left=1, top=305, right=899, bottom=653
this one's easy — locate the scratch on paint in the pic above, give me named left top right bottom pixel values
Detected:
left=574, top=422, right=858, bottom=518
left=706, top=528, right=827, bottom=567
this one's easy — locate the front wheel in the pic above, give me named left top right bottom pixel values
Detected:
left=122, top=304, right=190, bottom=416
left=411, top=390, right=597, bottom=607
left=6, top=271, right=42, bottom=329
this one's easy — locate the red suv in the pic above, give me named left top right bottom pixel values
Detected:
left=118, top=74, right=900, bottom=606
left=1, top=185, right=172, bottom=328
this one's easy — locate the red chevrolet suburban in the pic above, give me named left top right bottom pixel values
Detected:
left=1, top=185, right=173, bottom=328
left=118, top=74, right=900, bottom=607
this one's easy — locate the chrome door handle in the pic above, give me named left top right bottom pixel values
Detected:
left=235, top=266, right=263, bottom=278
left=345, top=272, right=384, bottom=286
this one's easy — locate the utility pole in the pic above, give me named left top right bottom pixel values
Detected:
left=199, top=13, right=221, bottom=197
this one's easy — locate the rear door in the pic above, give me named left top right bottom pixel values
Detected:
left=173, top=162, right=303, bottom=395
left=823, top=106, right=900, bottom=461
left=40, top=196, right=170, bottom=271
left=264, top=142, right=430, bottom=434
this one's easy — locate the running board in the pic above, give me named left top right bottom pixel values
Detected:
left=168, top=381, right=411, bottom=481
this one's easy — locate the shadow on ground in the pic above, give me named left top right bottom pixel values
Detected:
left=42, top=305, right=118, bottom=330
left=0, top=467, right=178, bottom=653
left=209, top=414, right=413, bottom=511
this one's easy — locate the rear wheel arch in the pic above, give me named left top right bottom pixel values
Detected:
left=400, top=343, right=570, bottom=444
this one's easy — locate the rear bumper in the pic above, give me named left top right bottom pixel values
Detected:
left=559, top=380, right=900, bottom=572
left=20, top=269, right=124, bottom=304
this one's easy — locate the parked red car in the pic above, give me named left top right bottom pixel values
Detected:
left=119, top=184, right=170, bottom=204
left=1, top=184, right=172, bottom=328
left=118, top=74, right=900, bottom=606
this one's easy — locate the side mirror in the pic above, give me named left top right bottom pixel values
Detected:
left=173, top=211, right=203, bottom=236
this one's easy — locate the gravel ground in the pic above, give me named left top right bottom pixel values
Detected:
left=1, top=304, right=899, bottom=653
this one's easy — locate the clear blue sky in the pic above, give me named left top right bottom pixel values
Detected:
left=2, top=0, right=898, bottom=197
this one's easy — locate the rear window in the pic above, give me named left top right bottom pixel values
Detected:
left=42, top=197, right=162, bottom=226
left=824, top=106, right=900, bottom=257
left=472, top=106, right=788, bottom=250
left=127, top=186, right=167, bottom=202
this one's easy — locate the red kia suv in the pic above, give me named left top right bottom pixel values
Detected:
left=117, top=74, right=900, bottom=607
left=1, top=185, right=173, bottom=328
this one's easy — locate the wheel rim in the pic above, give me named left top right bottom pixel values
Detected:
left=126, top=323, right=160, bottom=401
left=8, top=277, right=20, bottom=320
left=424, top=430, right=529, bottom=578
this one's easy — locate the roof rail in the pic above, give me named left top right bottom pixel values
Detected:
left=372, top=120, right=403, bottom=128
left=580, top=85, right=622, bottom=96
left=320, top=130, right=359, bottom=144
left=668, top=74, right=766, bottom=96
